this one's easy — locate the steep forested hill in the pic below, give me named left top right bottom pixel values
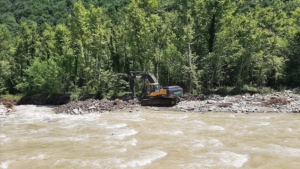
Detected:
left=0, top=0, right=130, bottom=31
left=0, top=0, right=300, bottom=96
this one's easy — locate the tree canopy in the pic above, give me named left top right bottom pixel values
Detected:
left=0, top=0, right=299, bottom=96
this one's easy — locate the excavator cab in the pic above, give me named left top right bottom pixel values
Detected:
left=146, top=83, right=161, bottom=94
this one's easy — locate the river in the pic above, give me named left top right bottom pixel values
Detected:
left=1, top=105, right=300, bottom=169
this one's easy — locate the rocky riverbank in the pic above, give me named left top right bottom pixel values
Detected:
left=2, top=90, right=300, bottom=115
left=54, top=98, right=140, bottom=115
left=52, top=90, right=300, bottom=115
left=176, top=91, right=300, bottom=113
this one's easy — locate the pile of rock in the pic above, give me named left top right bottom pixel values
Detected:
left=54, top=98, right=140, bottom=115
left=181, top=94, right=207, bottom=101
left=175, top=91, right=300, bottom=113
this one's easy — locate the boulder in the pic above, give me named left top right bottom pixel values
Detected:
left=292, top=88, right=299, bottom=94
left=73, top=109, right=79, bottom=115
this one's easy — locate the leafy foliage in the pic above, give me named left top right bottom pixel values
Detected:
left=16, top=58, right=62, bottom=94
left=0, top=0, right=300, bottom=97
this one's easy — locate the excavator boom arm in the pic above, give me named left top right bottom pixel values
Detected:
left=129, top=71, right=158, bottom=98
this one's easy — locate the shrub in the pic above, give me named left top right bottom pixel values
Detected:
left=242, top=84, right=249, bottom=90
left=216, top=87, right=233, bottom=96
left=16, top=58, right=62, bottom=94
left=258, top=87, right=274, bottom=94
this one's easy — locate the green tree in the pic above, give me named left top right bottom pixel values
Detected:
left=284, top=7, right=300, bottom=86
left=14, top=22, right=40, bottom=78
left=54, top=24, right=72, bottom=93
left=124, top=0, right=149, bottom=71
left=211, top=1, right=290, bottom=88
left=16, top=58, right=62, bottom=94
left=169, top=0, right=201, bottom=93
left=40, top=23, right=55, bottom=60
left=0, top=24, right=13, bottom=93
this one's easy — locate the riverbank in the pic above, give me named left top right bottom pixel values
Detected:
left=1, top=90, right=300, bottom=116
left=52, top=90, right=300, bottom=115
left=176, top=91, right=300, bottom=113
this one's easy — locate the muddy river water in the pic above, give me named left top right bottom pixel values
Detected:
left=1, top=105, right=300, bottom=169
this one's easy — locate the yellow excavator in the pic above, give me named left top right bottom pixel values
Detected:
left=129, top=71, right=183, bottom=106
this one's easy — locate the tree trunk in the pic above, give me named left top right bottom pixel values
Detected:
left=188, top=42, right=192, bottom=93
left=208, top=13, right=216, bottom=53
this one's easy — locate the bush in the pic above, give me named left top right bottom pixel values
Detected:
left=200, top=88, right=214, bottom=95
left=242, top=84, right=249, bottom=90
left=16, top=58, right=62, bottom=94
left=70, top=89, right=82, bottom=101
left=0, top=94, right=23, bottom=101
left=258, top=87, right=274, bottom=94
left=91, top=70, right=128, bottom=97
left=248, top=86, right=258, bottom=92
left=0, top=61, right=11, bottom=94
left=216, top=87, right=233, bottom=96
left=230, top=87, right=242, bottom=95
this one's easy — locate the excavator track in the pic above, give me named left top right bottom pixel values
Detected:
left=141, top=97, right=180, bottom=106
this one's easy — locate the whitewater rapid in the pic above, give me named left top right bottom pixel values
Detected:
left=0, top=105, right=300, bottom=168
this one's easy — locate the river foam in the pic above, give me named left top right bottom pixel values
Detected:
left=192, top=151, right=249, bottom=168
left=269, top=144, right=300, bottom=157
left=118, top=149, right=167, bottom=168
left=193, top=138, right=224, bottom=148
left=0, top=160, right=12, bottom=169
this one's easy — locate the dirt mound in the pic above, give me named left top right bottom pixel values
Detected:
left=54, top=98, right=140, bottom=115
left=264, top=97, right=294, bottom=105
left=0, top=98, right=15, bottom=109
left=0, top=98, right=15, bottom=116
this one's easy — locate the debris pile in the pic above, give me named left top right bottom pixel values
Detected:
left=0, top=98, right=15, bottom=117
left=54, top=98, right=140, bottom=115
left=175, top=91, right=300, bottom=113
left=264, top=97, right=294, bottom=105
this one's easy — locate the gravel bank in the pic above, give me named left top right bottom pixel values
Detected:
left=175, top=91, right=300, bottom=113
left=54, top=98, right=140, bottom=115
left=4, top=90, right=298, bottom=115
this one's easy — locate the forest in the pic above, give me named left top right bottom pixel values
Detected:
left=0, top=0, right=299, bottom=98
